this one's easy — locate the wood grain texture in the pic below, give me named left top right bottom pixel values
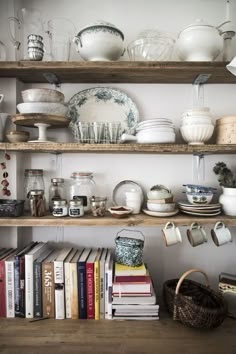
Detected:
left=0, top=61, right=235, bottom=84
left=1, top=142, right=236, bottom=154
left=0, top=213, right=235, bottom=227
left=0, top=315, right=235, bottom=354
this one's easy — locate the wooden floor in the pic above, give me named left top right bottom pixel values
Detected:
left=0, top=312, right=236, bottom=354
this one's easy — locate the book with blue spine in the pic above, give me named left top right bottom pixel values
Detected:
left=77, top=248, right=91, bottom=319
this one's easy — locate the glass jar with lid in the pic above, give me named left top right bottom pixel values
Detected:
left=70, top=172, right=96, bottom=212
left=49, top=178, right=66, bottom=211
left=24, top=169, right=45, bottom=211
left=28, top=189, right=46, bottom=217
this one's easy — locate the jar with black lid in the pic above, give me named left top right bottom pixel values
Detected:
left=49, top=178, right=66, bottom=211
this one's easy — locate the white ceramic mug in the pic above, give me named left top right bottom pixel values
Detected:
left=211, top=221, right=232, bottom=247
left=187, top=222, right=207, bottom=247
left=162, top=222, right=182, bottom=247
left=125, top=190, right=142, bottom=214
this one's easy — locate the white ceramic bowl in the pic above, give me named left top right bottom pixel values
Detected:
left=147, top=202, right=176, bottom=212
left=180, top=124, right=214, bottom=145
left=182, top=116, right=213, bottom=126
left=22, top=88, right=65, bottom=103
left=17, top=102, right=68, bottom=116
left=136, top=130, right=175, bottom=144
left=6, top=130, right=29, bottom=143
left=73, top=21, right=125, bottom=61
left=186, top=191, right=213, bottom=205
left=147, top=189, right=172, bottom=200
left=108, top=206, right=132, bottom=218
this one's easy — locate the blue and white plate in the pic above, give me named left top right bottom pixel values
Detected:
left=67, top=87, right=139, bottom=137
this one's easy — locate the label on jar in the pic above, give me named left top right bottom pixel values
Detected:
left=52, top=207, right=67, bottom=217
left=69, top=207, right=83, bottom=217
left=73, top=195, right=87, bottom=206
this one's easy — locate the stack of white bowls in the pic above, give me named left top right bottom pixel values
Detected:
left=180, top=107, right=214, bottom=145
left=135, top=118, right=176, bottom=143
left=17, top=88, right=67, bottom=117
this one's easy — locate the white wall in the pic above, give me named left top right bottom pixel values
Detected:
left=1, top=0, right=236, bottom=293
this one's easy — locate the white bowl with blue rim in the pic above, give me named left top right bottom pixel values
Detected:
left=183, top=184, right=217, bottom=193
left=186, top=191, right=213, bottom=204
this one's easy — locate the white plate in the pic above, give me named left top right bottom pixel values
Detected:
left=138, top=118, right=173, bottom=126
left=178, top=201, right=221, bottom=209
left=113, top=180, right=144, bottom=206
left=181, top=210, right=222, bottom=216
left=68, top=87, right=139, bottom=136
left=142, top=208, right=179, bottom=217
left=179, top=207, right=221, bottom=214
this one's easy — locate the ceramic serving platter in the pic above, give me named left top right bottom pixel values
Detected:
left=180, top=210, right=222, bottom=216
left=113, top=180, right=144, bottom=206
left=178, top=201, right=221, bottom=209
left=142, top=208, right=179, bottom=217
left=180, top=207, right=221, bottom=214
left=67, top=87, right=139, bottom=137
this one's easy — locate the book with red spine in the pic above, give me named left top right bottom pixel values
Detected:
left=113, top=275, right=152, bottom=295
left=86, top=249, right=99, bottom=319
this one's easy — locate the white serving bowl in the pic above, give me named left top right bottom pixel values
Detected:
left=186, top=191, right=213, bottom=205
left=136, top=130, right=175, bottom=144
left=147, top=202, right=176, bottom=212
left=22, top=88, right=65, bottom=103
left=17, top=102, right=68, bottom=117
left=180, top=124, right=214, bottom=145
left=147, top=189, right=172, bottom=200
left=73, top=21, right=125, bottom=61
left=182, top=116, right=213, bottom=126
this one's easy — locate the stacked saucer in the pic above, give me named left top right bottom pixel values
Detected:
left=135, top=118, right=176, bottom=143
left=178, top=201, right=222, bottom=216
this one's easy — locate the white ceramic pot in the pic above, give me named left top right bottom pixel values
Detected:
left=219, top=187, right=236, bottom=216
left=180, top=124, right=214, bottom=145
left=73, top=21, right=125, bottom=61
left=176, top=19, right=224, bottom=61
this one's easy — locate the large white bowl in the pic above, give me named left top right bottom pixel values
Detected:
left=180, top=124, right=214, bottom=145
left=17, top=102, right=68, bottom=117
left=22, top=88, right=65, bottom=103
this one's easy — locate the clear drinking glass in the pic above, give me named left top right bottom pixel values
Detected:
left=74, top=122, right=90, bottom=143
left=106, top=122, right=121, bottom=143
left=89, top=122, right=105, bottom=143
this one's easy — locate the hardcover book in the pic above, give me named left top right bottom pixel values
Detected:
left=86, top=249, right=99, bottom=319
left=105, top=249, right=113, bottom=320
left=34, top=248, right=54, bottom=318
left=94, top=249, right=102, bottom=320
left=114, top=262, right=147, bottom=276
left=99, top=248, right=107, bottom=319
left=69, top=249, right=83, bottom=320
left=4, top=250, right=19, bottom=318
left=112, top=284, right=157, bottom=305
left=64, top=249, right=77, bottom=319
left=0, top=249, right=15, bottom=317
left=42, top=249, right=60, bottom=318
left=112, top=276, right=152, bottom=295
left=77, top=248, right=91, bottom=319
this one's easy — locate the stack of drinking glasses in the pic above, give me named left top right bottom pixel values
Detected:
left=27, top=34, right=44, bottom=61
left=74, top=121, right=122, bottom=144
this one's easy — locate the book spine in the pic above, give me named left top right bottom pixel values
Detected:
left=70, top=263, right=78, bottom=319
left=78, top=262, right=87, bottom=319
left=0, top=260, right=6, bottom=317
left=94, top=259, right=100, bottom=320
left=86, top=262, right=94, bottom=319
left=54, top=261, right=64, bottom=284
left=99, top=260, right=105, bottom=319
left=42, top=262, right=55, bottom=318
left=5, top=260, right=15, bottom=318
left=25, top=254, right=34, bottom=318
left=34, top=261, right=42, bottom=318
left=18, top=256, right=26, bottom=317
left=14, top=255, right=20, bottom=317
left=106, top=265, right=113, bottom=320
left=55, top=284, right=65, bottom=320
left=64, top=262, right=71, bottom=319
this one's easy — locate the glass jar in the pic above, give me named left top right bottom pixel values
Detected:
left=90, top=196, right=107, bottom=216
left=49, top=178, right=66, bottom=211
left=28, top=189, right=46, bottom=217
left=52, top=199, right=68, bottom=217
left=24, top=169, right=45, bottom=211
left=69, top=199, right=84, bottom=217
left=70, top=172, right=96, bottom=212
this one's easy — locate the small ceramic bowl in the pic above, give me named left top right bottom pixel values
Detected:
left=183, top=184, right=217, bottom=193
left=108, top=206, right=132, bottom=218
left=147, top=202, right=176, bottom=212
left=22, top=88, right=65, bottom=103
left=6, top=130, right=29, bottom=143
left=147, top=188, right=172, bottom=200
left=186, top=191, right=213, bottom=205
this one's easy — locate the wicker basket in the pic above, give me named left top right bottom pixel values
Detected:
left=163, top=268, right=227, bottom=329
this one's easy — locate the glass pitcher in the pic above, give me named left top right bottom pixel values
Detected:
left=8, top=8, right=44, bottom=60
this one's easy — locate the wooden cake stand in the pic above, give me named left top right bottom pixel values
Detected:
left=11, top=113, right=70, bottom=142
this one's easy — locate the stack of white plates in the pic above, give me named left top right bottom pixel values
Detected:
left=178, top=201, right=222, bottom=216
left=135, top=118, right=175, bottom=143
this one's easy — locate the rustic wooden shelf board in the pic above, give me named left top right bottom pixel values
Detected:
left=0, top=316, right=235, bottom=354
left=1, top=142, right=236, bottom=154
left=0, top=61, right=235, bottom=84
left=0, top=213, right=235, bottom=227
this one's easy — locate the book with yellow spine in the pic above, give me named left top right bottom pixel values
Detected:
left=94, top=249, right=102, bottom=320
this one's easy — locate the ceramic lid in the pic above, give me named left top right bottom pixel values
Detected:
left=77, top=20, right=124, bottom=39
left=179, top=19, right=217, bottom=34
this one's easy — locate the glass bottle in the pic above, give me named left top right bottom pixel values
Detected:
left=70, top=172, right=96, bottom=212
left=49, top=178, right=65, bottom=211
left=24, top=169, right=45, bottom=211
left=28, top=189, right=46, bottom=217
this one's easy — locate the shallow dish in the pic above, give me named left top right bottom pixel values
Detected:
left=17, top=102, right=68, bottom=117
left=108, top=206, right=133, bottom=218
left=6, top=130, right=29, bottom=143
left=147, top=202, right=176, bottom=212
left=142, top=208, right=179, bottom=217
left=22, top=88, right=65, bottom=103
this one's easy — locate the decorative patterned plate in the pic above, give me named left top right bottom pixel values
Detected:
left=67, top=87, right=139, bottom=136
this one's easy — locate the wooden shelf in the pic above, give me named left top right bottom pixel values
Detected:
left=1, top=142, right=236, bottom=154
left=0, top=61, right=235, bottom=84
left=0, top=213, right=235, bottom=227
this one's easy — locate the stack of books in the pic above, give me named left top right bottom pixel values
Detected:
left=112, top=263, right=159, bottom=320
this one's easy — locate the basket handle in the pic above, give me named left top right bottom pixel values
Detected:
left=175, top=268, right=209, bottom=295
left=116, top=229, right=145, bottom=241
